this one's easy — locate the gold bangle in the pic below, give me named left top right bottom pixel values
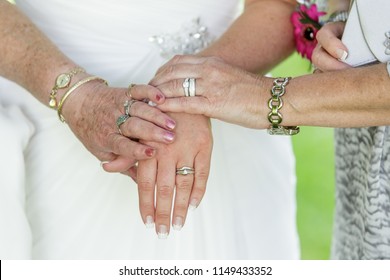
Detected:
left=49, top=67, right=85, bottom=109
left=267, top=77, right=300, bottom=136
left=57, top=76, right=108, bottom=123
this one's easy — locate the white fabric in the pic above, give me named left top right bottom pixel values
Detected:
left=0, top=0, right=299, bottom=259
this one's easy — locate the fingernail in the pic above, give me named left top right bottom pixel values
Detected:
left=145, top=148, right=155, bottom=157
left=145, top=215, right=154, bottom=228
left=100, top=161, right=110, bottom=167
left=337, top=49, right=348, bottom=61
left=189, top=199, right=198, bottom=211
left=158, top=225, right=168, bottom=239
left=163, top=131, right=175, bottom=142
left=156, top=94, right=164, bottom=102
left=173, top=217, right=183, bottom=231
left=166, top=119, right=176, bottom=130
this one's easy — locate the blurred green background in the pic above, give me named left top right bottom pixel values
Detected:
left=271, top=53, right=335, bottom=260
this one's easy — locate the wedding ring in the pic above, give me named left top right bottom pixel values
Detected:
left=124, top=99, right=137, bottom=116
left=189, top=78, right=196, bottom=97
left=126, top=83, right=136, bottom=99
left=116, top=114, right=130, bottom=135
left=176, top=166, right=195, bottom=175
left=182, top=78, right=190, bottom=97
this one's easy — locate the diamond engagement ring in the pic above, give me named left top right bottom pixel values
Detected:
left=176, top=166, right=195, bottom=175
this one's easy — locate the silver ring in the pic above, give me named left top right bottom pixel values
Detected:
left=182, top=78, right=190, bottom=97
left=124, top=99, right=137, bottom=116
left=116, top=114, right=130, bottom=135
left=176, top=166, right=195, bottom=175
left=189, top=78, right=196, bottom=97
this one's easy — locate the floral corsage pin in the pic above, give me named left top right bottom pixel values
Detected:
left=291, top=0, right=326, bottom=61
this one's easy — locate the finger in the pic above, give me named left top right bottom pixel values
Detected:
left=127, top=100, right=176, bottom=130
left=102, top=155, right=138, bottom=173
left=120, top=116, right=175, bottom=144
left=154, top=55, right=210, bottom=77
left=150, top=63, right=203, bottom=87
left=155, top=78, right=206, bottom=98
left=108, top=133, right=156, bottom=159
left=189, top=147, right=212, bottom=211
left=157, top=96, right=209, bottom=116
left=155, top=157, right=176, bottom=239
left=312, top=45, right=351, bottom=72
left=130, top=84, right=166, bottom=105
left=172, top=160, right=195, bottom=231
left=316, top=22, right=348, bottom=61
left=137, top=159, right=157, bottom=228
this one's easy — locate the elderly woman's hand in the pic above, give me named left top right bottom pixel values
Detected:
left=312, top=22, right=351, bottom=72
left=149, top=55, right=269, bottom=129
left=60, top=81, right=177, bottom=180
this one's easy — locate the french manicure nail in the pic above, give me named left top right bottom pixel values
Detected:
left=100, top=161, right=110, bottom=167
left=145, top=216, right=154, bottom=228
left=166, top=119, right=176, bottom=130
left=173, top=217, right=183, bottom=231
left=158, top=225, right=168, bottom=239
left=337, top=49, right=348, bottom=61
left=189, top=199, right=198, bottom=211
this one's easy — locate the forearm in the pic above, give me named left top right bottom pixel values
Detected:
left=269, top=64, right=390, bottom=128
left=0, top=1, right=79, bottom=105
left=200, top=0, right=296, bottom=73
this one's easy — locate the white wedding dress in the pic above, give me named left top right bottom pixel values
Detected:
left=0, top=0, right=299, bottom=259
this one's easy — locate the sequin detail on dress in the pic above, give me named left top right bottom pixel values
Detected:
left=149, top=18, right=213, bottom=59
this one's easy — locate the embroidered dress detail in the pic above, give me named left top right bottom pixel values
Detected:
left=149, top=18, right=213, bottom=58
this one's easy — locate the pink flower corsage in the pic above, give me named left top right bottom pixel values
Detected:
left=291, top=1, right=326, bottom=61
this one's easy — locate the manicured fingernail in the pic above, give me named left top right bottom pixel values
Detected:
left=145, top=215, right=154, bottom=228
left=337, top=49, right=348, bottom=61
left=145, top=148, right=155, bottom=157
left=163, top=131, right=175, bottom=142
left=189, top=199, right=198, bottom=211
left=156, top=94, right=164, bottom=102
left=158, top=225, right=168, bottom=239
left=100, top=161, right=110, bottom=167
left=166, top=119, right=176, bottom=130
left=173, top=217, right=183, bottom=231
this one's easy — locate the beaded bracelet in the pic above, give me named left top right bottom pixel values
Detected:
left=267, top=77, right=300, bottom=136
left=57, top=76, right=108, bottom=123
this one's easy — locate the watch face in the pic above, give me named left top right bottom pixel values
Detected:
left=56, top=73, right=71, bottom=88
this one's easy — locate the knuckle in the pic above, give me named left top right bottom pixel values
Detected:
left=173, top=204, right=188, bottom=214
left=195, top=170, right=210, bottom=184
left=176, top=179, right=192, bottom=192
left=157, top=184, right=174, bottom=198
left=138, top=179, right=155, bottom=193
left=172, top=79, right=182, bottom=92
left=155, top=212, right=171, bottom=222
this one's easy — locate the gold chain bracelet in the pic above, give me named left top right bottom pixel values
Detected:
left=57, top=76, right=108, bottom=123
left=49, top=67, right=85, bottom=109
left=267, top=77, right=300, bottom=136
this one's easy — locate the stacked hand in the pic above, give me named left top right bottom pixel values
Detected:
left=61, top=78, right=212, bottom=237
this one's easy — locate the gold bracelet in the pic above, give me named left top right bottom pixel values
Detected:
left=49, top=67, right=85, bottom=109
left=57, top=76, right=108, bottom=123
left=267, top=77, right=300, bottom=136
